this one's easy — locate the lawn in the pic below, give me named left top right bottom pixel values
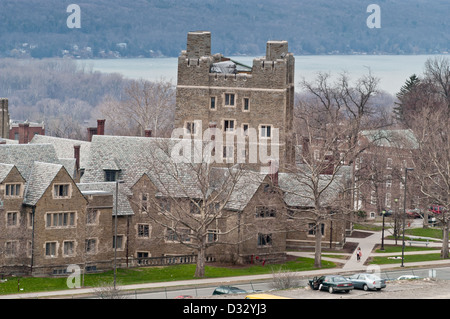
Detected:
left=0, top=257, right=336, bottom=295
left=371, top=253, right=448, bottom=265
left=374, top=245, right=437, bottom=253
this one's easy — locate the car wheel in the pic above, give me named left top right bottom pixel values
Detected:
left=328, top=287, right=334, bottom=294
left=363, top=284, right=369, bottom=291
left=345, top=290, right=350, bottom=293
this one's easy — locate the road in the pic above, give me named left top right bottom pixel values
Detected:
left=83, top=266, right=450, bottom=299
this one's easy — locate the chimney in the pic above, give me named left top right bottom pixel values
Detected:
left=144, top=129, right=152, bottom=137
left=74, top=144, right=81, bottom=171
left=97, top=119, right=105, bottom=136
left=87, top=127, right=97, bottom=142
left=18, top=122, right=30, bottom=144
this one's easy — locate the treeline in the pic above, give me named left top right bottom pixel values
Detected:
left=0, top=58, right=135, bottom=138
left=0, top=0, right=449, bottom=58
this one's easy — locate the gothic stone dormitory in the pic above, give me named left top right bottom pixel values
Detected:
left=0, top=32, right=350, bottom=276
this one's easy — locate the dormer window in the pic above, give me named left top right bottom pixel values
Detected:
left=5, top=183, right=22, bottom=198
left=104, top=170, right=118, bottom=182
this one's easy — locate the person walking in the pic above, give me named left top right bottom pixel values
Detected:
left=356, top=247, right=362, bottom=262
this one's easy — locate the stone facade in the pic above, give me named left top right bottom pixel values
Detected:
left=175, top=31, right=295, bottom=170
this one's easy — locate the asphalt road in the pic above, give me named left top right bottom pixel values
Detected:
left=89, top=266, right=450, bottom=299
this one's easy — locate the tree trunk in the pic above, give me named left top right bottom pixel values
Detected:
left=314, top=224, right=322, bottom=268
left=441, top=221, right=449, bottom=259
left=194, top=246, right=206, bottom=278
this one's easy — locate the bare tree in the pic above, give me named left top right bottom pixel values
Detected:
left=96, top=79, right=175, bottom=137
left=132, top=139, right=263, bottom=278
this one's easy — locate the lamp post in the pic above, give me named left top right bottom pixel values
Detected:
left=401, top=168, right=414, bottom=267
left=114, top=180, right=124, bottom=289
left=381, top=210, right=386, bottom=251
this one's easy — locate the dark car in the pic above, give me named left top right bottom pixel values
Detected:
left=347, top=273, right=386, bottom=291
left=309, top=275, right=353, bottom=294
left=212, top=285, right=247, bottom=295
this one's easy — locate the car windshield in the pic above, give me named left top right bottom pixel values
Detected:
left=332, top=276, right=347, bottom=282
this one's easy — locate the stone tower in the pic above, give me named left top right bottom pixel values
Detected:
left=174, top=31, right=295, bottom=170
left=0, top=98, right=10, bottom=139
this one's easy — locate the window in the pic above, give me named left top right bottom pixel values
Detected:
left=257, top=233, right=272, bottom=247
left=86, top=209, right=98, bottom=225
left=224, top=93, right=235, bottom=106
left=45, top=242, right=57, bottom=257
left=185, top=121, right=197, bottom=135
left=255, top=206, right=276, bottom=218
left=223, top=145, right=234, bottom=161
left=113, top=235, right=124, bottom=250
left=210, top=96, right=216, bottom=110
left=243, top=98, right=250, bottom=111
left=104, top=170, right=118, bottom=182
left=46, top=212, right=76, bottom=228
left=190, top=200, right=201, bottom=215
left=53, top=184, right=70, bottom=198
left=137, top=224, right=150, bottom=238
left=386, top=175, right=392, bottom=188
left=140, top=193, right=149, bottom=213
left=385, top=193, right=392, bottom=208
left=63, top=241, right=75, bottom=256
left=85, top=239, right=97, bottom=254
left=386, top=158, right=393, bottom=169
left=370, top=191, right=377, bottom=205
left=242, top=124, right=249, bottom=136
left=5, top=184, right=21, bottom=197
left=207, top=230, right=219, bottom=243
left=260, top=125, right=271, bottom=138
left=224, top=119, right=235, bottom=132
left=308, top=223, right=325, bottom=236
left=6, top=212, right=18, bottom=227
left=159, top=198, right=171, bottom=213
left=166, top=228, right=191, bottom=243
left=5, top=241, right=18, bottom=257
left=137, top=252, right=149, bottom=265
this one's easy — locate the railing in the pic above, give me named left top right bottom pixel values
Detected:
left=136, top=254, right=215, bottom=266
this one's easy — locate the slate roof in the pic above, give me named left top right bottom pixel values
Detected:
left=360, top=129, right=418, bottom=149
left=77, top=182, right=133, bottom=216
left=0, top=143, right=61, bottom=180
left=30, top=135, right=91, bottom=169
left=0, top=163, right=15, bottom=183
left=23, top=161, right=63, bottom=206
left=278, top=172, right=346, bottom=208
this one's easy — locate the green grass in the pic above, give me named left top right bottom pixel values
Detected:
left=404, top=227, right=445, bottom=239
left=0, top=257, right=336, bottom=295
left=375, top=245, right=437, bottom=253
left=371, top=253, right=448, bottom=265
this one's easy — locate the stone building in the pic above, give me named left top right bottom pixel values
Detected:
left=174, top=31, right=296, bottom=170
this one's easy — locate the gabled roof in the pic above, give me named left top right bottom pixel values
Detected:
left=278, top=172, right=345, bottom=208
left=360, top=129, right=418, bottom=149
left=0, top=144, right=61, bottom=180
left=23, top=161, right=63, bottom=206
left=0, top=163, right=15, bottom=183
left=30, top=135, right=91, bottom=169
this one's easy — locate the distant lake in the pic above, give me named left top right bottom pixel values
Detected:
left=77, top=55, right=448, bottom=96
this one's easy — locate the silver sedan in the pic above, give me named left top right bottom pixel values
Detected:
left=347, top=273, right=386, bottom=291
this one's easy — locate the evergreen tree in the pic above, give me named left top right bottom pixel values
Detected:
left=393, top=74, right=420, bottom=123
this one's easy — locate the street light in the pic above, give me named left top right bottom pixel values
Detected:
left=401, top=168, right=414, bottom=267
left=114, top=180, right=124, bottom=289
left=381, top=210, right=386, bottom=251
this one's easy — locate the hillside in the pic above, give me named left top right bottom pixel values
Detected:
left=0, top=0, right=449, bottom=58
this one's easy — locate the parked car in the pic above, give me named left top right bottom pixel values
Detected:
left=309, top=275, right=353, bottom=294
left=347, top=273, right=386, bottom=291
left=396, top=275, right=420, bottom=280
left=212, top=286, right=247, bottom=295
